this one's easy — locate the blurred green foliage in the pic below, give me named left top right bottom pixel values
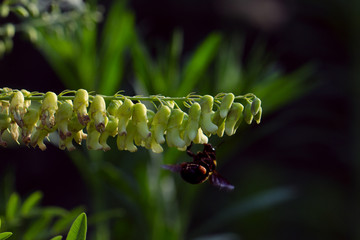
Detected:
left=0, top=191, right=87, bottom=240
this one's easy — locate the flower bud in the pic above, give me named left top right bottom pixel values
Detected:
left=151, top=105, right=171, bottom=144
left=86, top=122, right=103, bottom=150
left=0, top=4, right=10, bottom=17
left=56, top=100, right=73, bottom=140
left=59, top=135, right=75, bottom=151
left=178, top=112, right=191, bottom=147
left=220, top=93, right=235, bottom=118
left=200, top=95, right=218, bottom=135
left=116, top=98, right=134, bottom=136
left=99, top=115, right=118, bottom=151
left=89, top=95, right=107, bottom=133
left=73, top=89, right=90, bottom=126
left=251, top=97, right=261, bottom=116
left=4, top=24, right=15, bottom=38
left=132, top=103, right=151, bottom=139
left=243, top=102, right=253, bottom=124
left=212, top=110, right=225, bottom=137
left=166, top=109, right=186, bottom=148
left=40, top=91, right=58, bottom=129
left=21, top=89, right=31, bottom=108
left=13, top=6, right=29, bottom=17
left=0, top=100, right=9, bottom=113
left=147, top=109, right=155, bottom=127
left=22, top=101, right=41, bottom=144
left=254, top=107, right=262, bottom=124
left=116, top=134, right=126, bottom=150
left=107, top=100, right=122, bottom=116
left=146, top=137, right=163, bottom=153
left=225, top=103, right=244, bottom=136
left=193, top=128, right=208, bottom=144
left=27, top=3, right=39, bottom=17
left=73, top=130, right=87, bottom=145
left=184, top=102, right=201, bottom=142
left=10, top=91, right=25, bottom=127
left=25, top=27, right=37, bottom=42
left=0, top=112, right=11, bottom=147
left=10, top=122, right=20, bottom=144
left=30, top=127, right=49, bottom=151
left=143, top=110, right=163, bottom=153
left=69, top=114, right=85, bottom=134
left=124, top=121, right=137, bottom=152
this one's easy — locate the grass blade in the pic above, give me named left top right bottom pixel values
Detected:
left=0, top=232, right=12, bottom=240
left=98, top=2, right=134, bottom=94
left=177, top=33, right=222, bottom=96
left=21, top=191, right=43, bottom=217
left=66, top=213, right=87, bottom=240
left=49, top=236, right=63, bottom=240
left=6, top=193, right=20, bottom=222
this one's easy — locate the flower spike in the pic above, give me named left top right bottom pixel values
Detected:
left=0, top=88, right=262, bottom=151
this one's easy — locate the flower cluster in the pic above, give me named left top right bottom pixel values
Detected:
left=0, top=88, right=262, bottom=153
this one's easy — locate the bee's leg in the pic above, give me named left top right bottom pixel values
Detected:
left=186, top=142, right=196, bottom=157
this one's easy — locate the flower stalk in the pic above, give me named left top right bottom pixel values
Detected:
left=0, top=88, right=262, bottom=152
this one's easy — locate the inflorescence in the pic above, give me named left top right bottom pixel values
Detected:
left=0, top=88, right=262, bottom=153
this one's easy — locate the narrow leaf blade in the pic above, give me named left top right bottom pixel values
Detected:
left=0, top=232, right=13, bottom=240
left=21, top=191, right=43, bottom=217
left=66, top=213, right=87, bottom=240
left=99, top=1, right=135, bottom=94
left=49, top=236, right=63, bottom=240
left=6, top=193, right=20, bottom=222
left=178, top=33, right=222, bottom=96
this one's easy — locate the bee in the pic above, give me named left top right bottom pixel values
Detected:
left=162, top=143, right=234, bottom=191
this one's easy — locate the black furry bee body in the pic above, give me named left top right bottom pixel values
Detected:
left=163, top=143, right=234, bottom=191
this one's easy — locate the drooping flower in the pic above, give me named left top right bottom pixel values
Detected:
left=22, top=101, right=41, bottom=145
left=40, top=92, right=58, bottom=130
left=151, top=105, right=171, bottom=144
left=199, top=95, right=218, bottom=135
left=225, top=102, right=244, bottom=136
left=183, top=102, right=201, bottom=143
left=73, top=89, right=90, bottom=126
left=116, top=98, right=134, bottom=136
left=10, top=91, right=25, bottom=128
left=166, top=109, right=186, bottom=148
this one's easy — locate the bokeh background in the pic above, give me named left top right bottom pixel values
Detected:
left=0, top=0, right=358, bottom=239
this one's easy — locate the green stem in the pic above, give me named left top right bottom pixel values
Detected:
left=0, top=91, right=256, bottom=103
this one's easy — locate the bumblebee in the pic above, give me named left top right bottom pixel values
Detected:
left=163, top=143, right=234, bottom=190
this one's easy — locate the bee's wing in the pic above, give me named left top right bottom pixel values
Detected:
left=209, top=171, right=235, bottom=191
left=162, top=164, right=182, bottom=173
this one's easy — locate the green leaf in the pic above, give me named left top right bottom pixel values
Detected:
left=23, top=215, right=52, bottom=240
left=21, top=191, right=43, bottom=217
left=6, top=193, right=20, bottom=222
left=131, top=37, right=157, bottom=94
left=65, top=213, right=87, bottom=240
left=40, top=207, right=68, bottom=218
left=177, top=33, right=222, bottom=96
left=49, top=236, right=63, bottom=240
left=98, top=2, right=134, bottom=94
left=0, top=232, right=12, bottom=240
left=52, top=207, right=83, bottom=233
left=215, top=38, right=244, bottom=93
